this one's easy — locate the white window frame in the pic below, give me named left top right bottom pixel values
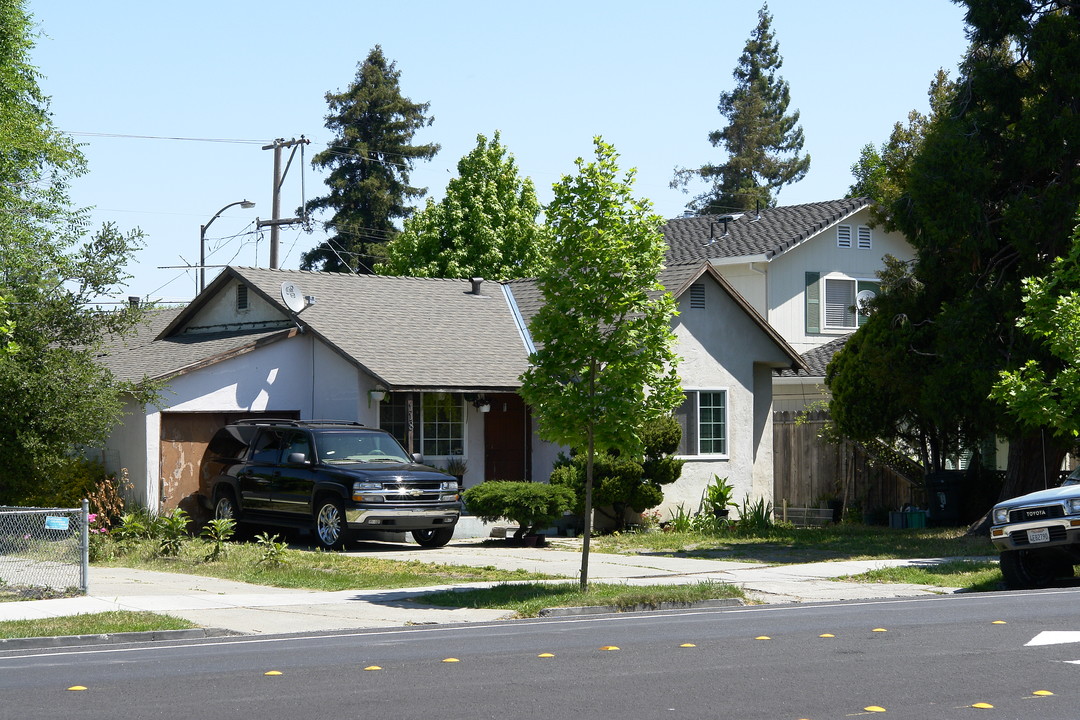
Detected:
left=675, top=388, right=729, bottom=459
left=379, top=392, right=467, bottom=461
left=821, top=275, right=879, bottom=331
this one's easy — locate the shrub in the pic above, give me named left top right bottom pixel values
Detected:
left=201, top=518, right=235, bottom=561
left=156, top=509, right=191, bottom=557
left=463, top=481, right=575, bottom=540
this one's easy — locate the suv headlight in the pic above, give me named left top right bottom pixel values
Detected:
left=992, top=507, right=1010, bottom=525
left=353, top=481, right=385, bottom=502
left=440, top=481, right=459, bottom=491
left=1068, top=499, right=1080, bottom=515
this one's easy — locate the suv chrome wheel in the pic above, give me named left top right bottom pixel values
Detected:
left=314, top=498, right=347, bottom=550
left=214, top=491, right=237, bottom=521
left=412, top=527, right=453, bottom=548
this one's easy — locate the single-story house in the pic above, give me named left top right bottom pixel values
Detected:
left=97, top=262, right=804, bottom=524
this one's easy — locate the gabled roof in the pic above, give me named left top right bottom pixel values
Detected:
left=148, top=267, right=530, bottom=392
left=99, top=306, right=292, bottom=383
left=662, top=197, right=870, bottom=265
left=507, top=261, right=807, bottom=372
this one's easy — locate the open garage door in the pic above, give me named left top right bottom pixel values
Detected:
left=159, top=411, right=299, bottom=516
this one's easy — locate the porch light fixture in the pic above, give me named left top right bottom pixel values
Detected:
left=368, top=386, right=387, bottom=407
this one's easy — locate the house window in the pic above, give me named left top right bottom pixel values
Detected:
left=689, top=284, right=706, bottom=309
left=823, top=277, right=880, bottom=330
left=421, top=392, right=464, bottom=457
left=857, top=226, right=872, bottom=250
left=237, top=284, right=249, bottom=311
left=837, top=225, right=852, bottom=248
left=380, top=393, right=411, bottom=451
left=674, top=389, right=728, bottom=457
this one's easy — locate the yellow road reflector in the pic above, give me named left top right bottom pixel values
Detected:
left=679, top=643, right=696, bottom=647
left=600, top=645, right=620, bottom=651
left=263, top=671, right=282, bottom=676
left=67, top=686, right=87, bottom=691
left=971, top=702, right=994, bottom=709
left=363, top=665, right=382, bottom=671
left=864, top=706, right=886, bottom=713
left=442, top=658, right=460, bottom=663
left=755, top=636, right=771, bottom=640
left=1033, top=690, right=1054, bottom=696
left=537, top=653, right=555, bottom=658
left=992, top=620, right=1007, bottom=624
left=872, top=628, right=888, bottom=632
left=819, top=633, right=835, bottom=638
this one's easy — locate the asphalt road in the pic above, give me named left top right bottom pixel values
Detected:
left=3, top=587, right=1080, bottom=719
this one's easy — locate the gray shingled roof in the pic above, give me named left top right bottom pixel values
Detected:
left=777, top=334, right=851, bottom=378
left=508, top=261, right=806, bottom=372
left=662, top=198, right=870, bottom=265
left=210, top=268, right=529, bottom=391
left=98, top=307, right=290, bottom=383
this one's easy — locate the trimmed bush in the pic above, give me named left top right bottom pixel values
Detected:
left=463, top=481, right=575, bottom=540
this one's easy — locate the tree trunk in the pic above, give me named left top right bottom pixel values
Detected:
left=999, top=429, right=1068, bottom=502
left=580, top=425, right=593, bottom=592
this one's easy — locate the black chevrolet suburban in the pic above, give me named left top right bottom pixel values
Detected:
left=197, top=419, right=460, bottom=549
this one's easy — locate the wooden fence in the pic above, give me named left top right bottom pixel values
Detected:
left=773, top=410, right=924, bottom=517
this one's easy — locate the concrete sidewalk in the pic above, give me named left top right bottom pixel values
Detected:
left=0, top=538, right=976, bottom=638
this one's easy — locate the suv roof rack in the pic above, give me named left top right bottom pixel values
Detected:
left=232, top=418, right=367, bottom=428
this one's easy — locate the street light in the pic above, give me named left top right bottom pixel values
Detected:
left=199, top=199, right=256, bottom=294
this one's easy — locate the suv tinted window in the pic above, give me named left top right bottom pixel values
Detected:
left=251, top=430, right=289, bottom=464
left=206, top=425, right=256, bottom=461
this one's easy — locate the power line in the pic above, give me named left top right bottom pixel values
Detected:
left=68, top=132, right=267, bottom=144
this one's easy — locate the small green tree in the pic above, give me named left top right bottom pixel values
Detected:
left=992, top=220, right=1080, bottom=439
left=672, top=3, right=809, bottom=214
left=549, top=415, right=684, bottom=530
left=378, top=132, right=547, bottom=280
left=520, top=137, right=683, bottom=589
left=302, top=45, right=439, bottom=273
left=462, top=481, right=575, bottom=541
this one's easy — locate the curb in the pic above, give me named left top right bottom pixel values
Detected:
left=537, top=597, right=743, bottom=617
left=0, top=627, right=243, bottom=651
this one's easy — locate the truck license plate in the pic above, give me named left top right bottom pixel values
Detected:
left=1027, top=528, right=1051, bottom=544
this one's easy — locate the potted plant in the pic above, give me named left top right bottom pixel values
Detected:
left=444, top=457, right=467, bottom=488
left=700, top=475, right=738, bottom=518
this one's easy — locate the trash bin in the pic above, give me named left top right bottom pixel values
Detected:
left=925, top=471, right=966, bottom=526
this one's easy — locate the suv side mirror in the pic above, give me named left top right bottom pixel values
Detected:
left=287, top=452, right=309, bottom=465
left=412, top=452, right=424, bottom=464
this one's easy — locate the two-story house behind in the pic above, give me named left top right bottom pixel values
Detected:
left=662, top=198, right=915, bottom=411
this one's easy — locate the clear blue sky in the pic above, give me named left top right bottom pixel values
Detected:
left=28, top=0, right=969, bottom=303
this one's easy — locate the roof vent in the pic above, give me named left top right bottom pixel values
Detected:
left=470, top=277, right=485, bottom=295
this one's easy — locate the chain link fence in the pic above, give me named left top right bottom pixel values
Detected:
left=0, top=502, right=88, bottom=595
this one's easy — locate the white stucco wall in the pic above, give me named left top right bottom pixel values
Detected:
left=109, top=333, right=375, bottom=509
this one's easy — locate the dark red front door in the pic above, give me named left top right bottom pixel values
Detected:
left=483, top=393, right=530, bottom=482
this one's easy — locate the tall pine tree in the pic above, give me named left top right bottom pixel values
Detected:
left=302, top=46, right=439, bottom=273
left=673, top=3, right=809, bottom=214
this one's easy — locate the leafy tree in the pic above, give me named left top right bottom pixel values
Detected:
left=377, top=132, right=547, bottom=280
left=549, top=416, right=684, bottom=530
left=848, top=69, right=956, bottom=225
left=0, top=0, right=150, bottom=503
left=830, top=1, right=1080, bottom=505
left=301, top=46, right=439, bottom=274
left=672, top=3, right=809, bottom=214
left=519, top=137, right=683, bottom=589
left=992, top=222, right=1080, bottom=440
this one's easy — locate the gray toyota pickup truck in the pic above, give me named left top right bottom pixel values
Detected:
left=990, top=468, right=1080, bottom=588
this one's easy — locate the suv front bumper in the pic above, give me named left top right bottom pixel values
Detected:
left=991, top=518, right=1080, bottom=551
left=346, top=506, right=459, bottom=532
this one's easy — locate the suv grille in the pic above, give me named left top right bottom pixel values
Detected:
left=381, top=481, right=448, bottom=504
left=1008, top=505, right=1065, bottom=523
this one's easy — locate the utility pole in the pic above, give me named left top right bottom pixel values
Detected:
left=257, top=136, right=310, bottom=268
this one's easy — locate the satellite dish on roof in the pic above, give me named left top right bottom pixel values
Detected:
left=280, top=281, right=306, bottom=313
